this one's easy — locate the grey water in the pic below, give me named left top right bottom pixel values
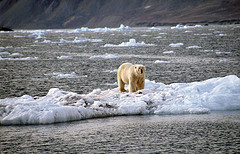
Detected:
left=0, top=25, right=240, bottom=153
left=1, top=111, right=240, bottom=153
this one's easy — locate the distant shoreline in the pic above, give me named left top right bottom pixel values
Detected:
left=135, top=19, right=240, bottom=27
left=2, top=20, right=240, bottom=30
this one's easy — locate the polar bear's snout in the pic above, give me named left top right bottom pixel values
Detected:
left=138, top=66, right=145, bottom=75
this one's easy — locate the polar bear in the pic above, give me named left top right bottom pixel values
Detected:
left=117, top=63, right=146, bottom=92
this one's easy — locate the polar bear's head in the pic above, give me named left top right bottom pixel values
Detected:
left=134, top=64, right=146, bottom=76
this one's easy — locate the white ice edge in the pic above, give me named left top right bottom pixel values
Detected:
left=0, top=75, right=240, bottom=125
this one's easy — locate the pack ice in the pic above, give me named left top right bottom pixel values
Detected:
left=0, top=75, right=240, bottom=125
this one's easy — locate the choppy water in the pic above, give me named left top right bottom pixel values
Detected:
left=0, top=25, right=240, bottom=153
left=1, top=111, right=240, bottom=153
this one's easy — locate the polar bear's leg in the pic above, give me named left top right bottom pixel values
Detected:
left=129, top=80, right=137, bottom=92
left=118, top=78, right=126, bottom=92
left=137, top=78, right=145, bottom=90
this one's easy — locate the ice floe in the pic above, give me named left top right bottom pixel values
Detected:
left=104, top=39, right=154, bottom=47
left=169, top=43, right=184, bottom=47
left=0, top=75, right=239, bottom=125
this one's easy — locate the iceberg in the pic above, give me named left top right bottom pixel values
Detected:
left=0, top=75, right=240, bottom=125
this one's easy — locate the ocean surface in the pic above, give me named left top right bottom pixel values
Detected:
left=0, top=25, right=240, bottom=153
left=1, top=111, right=240, bottom=153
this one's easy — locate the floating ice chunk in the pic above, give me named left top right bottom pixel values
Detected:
left=74, top=27, right=90, bottom=32
left=219, top=59, right=229, bottom=63
left=219, top=34, right=227, bottom=36
left=154, top=36, right=162, bottom=39
left=169, top=43, right=184, bottom=47
left=0, top=52, right=10, bottom=56
left=216, top=51, right=232, bottom=55
left=103, top=69, right=118, bottom=73
left=42, top=39, right=51, bottom=43
left=104, top=39, right=154, bottom=47
left=171, top=24, right=184, bottom=29
left=154, top=60, right=170, bottom=64
left=149, top=27, right=161, bottom=30
left=89, top=39, right=103, bottom=42
left=14, top=35, right=25, bottom=38
left=0, top=46, right=13, bottom=50
left=60, top=38, right=71, bottom=43
left=163, top=51, right=175, bottom=54
left=171, top=24, right=202, bottom=29
left=72, top=37, right=87, bottom=43
left=0, top=75, right=239, bottom=125
left=93, top=27, right=111, bottom=32
left=114, top=24, right=130, bottom=31
left=89, top=54, right=118, bottom=59
left=45, top=72, right=77, bottom=78
left=57, top=56, right=73, bottom=60
left=10, top=53, right=23, bottom=57
left=203, top=50, right=214, bottom=53
left=73, top=27, right=111, bottom=33
left=186, top=46, right=202, bottom=49
left=0, top=57, right=39, bottom=61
